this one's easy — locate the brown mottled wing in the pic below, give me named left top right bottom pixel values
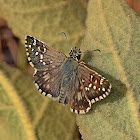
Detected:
left=78, top=62, right=111, bottom=104
left=25, top=35, right=66, bottom=98
left=25, top=35, right=66, bottom=69
left=69, top=78, right=91, bottom=114
left=68, top=62, right=111, bottom=114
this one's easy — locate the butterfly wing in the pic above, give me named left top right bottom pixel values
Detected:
left=69, top=78, right=91, bottom=114
left=25, top=35, right=67, bottom=98
left=78, top=62, right=111, bottom=104
left=25, top=35, right=66, bottom=69
left=69, top=62, right=111, bottom=114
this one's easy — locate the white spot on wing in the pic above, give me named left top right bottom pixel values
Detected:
left=43, top=62, right=46, bottom=65
left=89, top=83, right=92, bottom=88
left=91, top=99, right=95, bottom=103
left=103, top=94, right=106, bottom=98
left=47, top=94, right=52, bottom=98
left=105, top=92, right=109, bottom=95
left=74, top=110, right=78, bottom=114
left=82, top=79, right=85, bottom=82
left=90, top=75, right=93, bottom=81
left=70, top=108, right=74, bottom=112
left=85, top=87, right=89, bottom=91
left=35, top=52, right=39, bottom=55
left=27, top=57, right=31, bottom=61
left=26, top=52, right=29, bottom=56
left=42, top=92, right=46, bottom=96
left=29, top=62, right=34, bottom=67
left=79, top=110, right=86, bottom=114
left=40, top=54, right=43, bottom=59
left=99, top=96, right=103, bottom=100
left=38, top=89, right=42, bottom=92
left=85, top=103, right=91, bottom=113
left=33, top=69, right=37, bottom=76
left=34, top=83, right=39, bottom=89
left=93, top=85, right=96, bottom=90
left=102, top=87, right=105, bottom=91
left=95, top=97, right=99, bottom=101
left=44, top=48, right=46, bottom=52
left=33, top=39, right=36, bottom=46
left=100, top=78, right=104, bottom=85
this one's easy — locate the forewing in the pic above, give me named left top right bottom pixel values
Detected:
left=25, top=35, right=66, bottom=70
left=25, top=35, right=66, bottom=98
left=78, top=62, right=111, bottom=104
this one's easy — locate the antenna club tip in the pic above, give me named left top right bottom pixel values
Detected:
left=94, top=49, right=101, bottom=52
left=61, top=32, right=66, bottom=35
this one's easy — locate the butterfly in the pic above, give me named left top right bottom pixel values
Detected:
left=25, top=35, right=111, bottom=114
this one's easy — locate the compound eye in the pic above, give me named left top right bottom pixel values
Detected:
left=77, top=55, right=81, bottom=60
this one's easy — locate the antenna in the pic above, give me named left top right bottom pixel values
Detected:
left=83, top=49, right=101, bottom=54
left=61, top=32, right=71, bottom=49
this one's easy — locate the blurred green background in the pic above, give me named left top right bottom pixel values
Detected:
left=0, top=0, right=139, bottom=140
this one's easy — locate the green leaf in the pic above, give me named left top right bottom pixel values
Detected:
left=77, top=0, right=140, bottom=140
left=0, top=63, right=76, bottom=140
left=0, top=0, right=87, bottom=54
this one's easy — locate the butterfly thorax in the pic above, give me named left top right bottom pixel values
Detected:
left=62, top=58, right=78, bottom=76
left=69, top=46, right=81, bottom=61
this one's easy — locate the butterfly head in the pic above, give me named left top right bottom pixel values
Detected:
left=69, top=46, right=82, bottom=61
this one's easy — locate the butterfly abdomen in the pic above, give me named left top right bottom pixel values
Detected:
left=59, top=89, right=66, bottom=104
